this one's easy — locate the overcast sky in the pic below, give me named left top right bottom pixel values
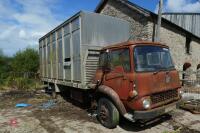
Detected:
left=0, top=0, right=200, bottom=56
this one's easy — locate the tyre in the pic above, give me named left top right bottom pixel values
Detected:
left=97, top=98, right=119, bottom=129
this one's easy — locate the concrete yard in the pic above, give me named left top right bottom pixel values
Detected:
left=0, top=90, right=200, bottom=133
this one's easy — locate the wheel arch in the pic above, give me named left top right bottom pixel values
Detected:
left=95, top=85, right=127, bottom=115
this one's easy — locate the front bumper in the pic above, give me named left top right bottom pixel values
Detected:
left=133, top=100, right=180, bottom=120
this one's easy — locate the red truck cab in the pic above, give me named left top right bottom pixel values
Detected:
left=92, top=41, right=181, bottom=128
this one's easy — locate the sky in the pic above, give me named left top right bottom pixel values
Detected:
left=0, top=0, right=200, bottom=56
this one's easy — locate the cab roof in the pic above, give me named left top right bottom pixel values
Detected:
left=102, top=41, right=169, bottom=50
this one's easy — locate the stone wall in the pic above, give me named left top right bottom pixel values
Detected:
left=100, top=0, right=151, bottom=41
left=190, top=40, right=200, bottom=70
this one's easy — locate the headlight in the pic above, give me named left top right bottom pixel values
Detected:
left=143, top=99, right=151, bottom=109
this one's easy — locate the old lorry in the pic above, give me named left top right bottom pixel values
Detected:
left=39, top=11, right=181, bottom=128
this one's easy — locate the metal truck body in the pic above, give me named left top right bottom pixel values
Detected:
left=39, top=11, right=130, bottom=89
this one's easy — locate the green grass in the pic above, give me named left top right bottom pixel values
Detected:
left=0, top=76, right=43, bottom=91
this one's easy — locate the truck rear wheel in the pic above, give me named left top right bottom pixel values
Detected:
left=97, top=98, right=119, bottom=129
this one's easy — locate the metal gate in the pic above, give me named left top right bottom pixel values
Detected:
left=180, top=70, right=200, bottom=113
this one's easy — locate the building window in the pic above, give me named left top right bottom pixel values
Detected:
left=185, top=37, right=191, bottom=54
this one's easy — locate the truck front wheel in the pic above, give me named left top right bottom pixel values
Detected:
left=97, top=98, right=119, bottom=129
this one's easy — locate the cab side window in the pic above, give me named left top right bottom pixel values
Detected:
left=110, top=49, right=130, bottom=72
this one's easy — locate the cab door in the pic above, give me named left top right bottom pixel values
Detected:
left=104, top=48, right=132, bottom=100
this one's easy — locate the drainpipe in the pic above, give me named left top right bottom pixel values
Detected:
left=155, top=0, right=163, bottom=42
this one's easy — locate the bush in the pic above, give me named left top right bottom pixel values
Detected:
left=11, top=48, right=39, bottom=73
left=4, top=76, right=14, bottom=87
left=0, top=48, right=40, bottom=91
left=2, top=76, right=41, bottom=90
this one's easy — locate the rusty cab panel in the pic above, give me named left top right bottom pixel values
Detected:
left=95, top=45, right=133, bottom=100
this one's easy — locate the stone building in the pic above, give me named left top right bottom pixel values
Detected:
left=95, top=0, right=200, bottom=73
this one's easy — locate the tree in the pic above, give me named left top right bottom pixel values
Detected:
left=0, top=49, right=3, bottom=56
left=0, top=50, right=12, bottom=73
left=0, top=49, right=12, bottom=81
left=0, top=50, right=5, bottom=74
left=11, top=48, right=39, bottom=73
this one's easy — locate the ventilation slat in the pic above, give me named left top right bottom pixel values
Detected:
left=85, top=51, right=99, bottom=84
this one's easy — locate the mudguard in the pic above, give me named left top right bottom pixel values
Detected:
left=96, top=85, right=127, bottom=115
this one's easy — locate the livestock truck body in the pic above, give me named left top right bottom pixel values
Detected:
left=39, top=11, right=130, bottom=90
left=39, top=11, right=181, bottom=129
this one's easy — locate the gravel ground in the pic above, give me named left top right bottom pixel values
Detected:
left=0, top=90, right=200, bottom=133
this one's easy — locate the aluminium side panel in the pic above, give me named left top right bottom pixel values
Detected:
left=81, top=12, right=130, bottom=86
left=71, top=17, right=81, bottom=82
left=45, top=38, right=48, bottom=78
left=42, top=40, right=45, bottom=78
left=81, top=12, right=130, bottom=47
left=47, top=36, right=51, bottom=78
left=39, top=41, right=43, bottom=78
left=45, top=38, right=49, bottom=78
left=57, top=29, right=64, bottom=80
left=63, top=24, right=72, bottom=81
left=43, top=39, right=47, bottom=78
left=52, top=33, right=57, bottom=79
left=39, top=12, right=82, bottom=83
left=50, top=35, right=53, bottom=79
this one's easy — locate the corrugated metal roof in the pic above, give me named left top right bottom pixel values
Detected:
left=163, top=13, right=200, bottom=38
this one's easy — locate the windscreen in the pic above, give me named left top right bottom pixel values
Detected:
left=134, top=46, right=174, bottom=72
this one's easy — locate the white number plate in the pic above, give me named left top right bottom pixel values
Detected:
left=165, top=105, right=176, bottom=113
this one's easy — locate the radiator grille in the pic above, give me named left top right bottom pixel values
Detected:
left=150, top=89, right=178, bottom=104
